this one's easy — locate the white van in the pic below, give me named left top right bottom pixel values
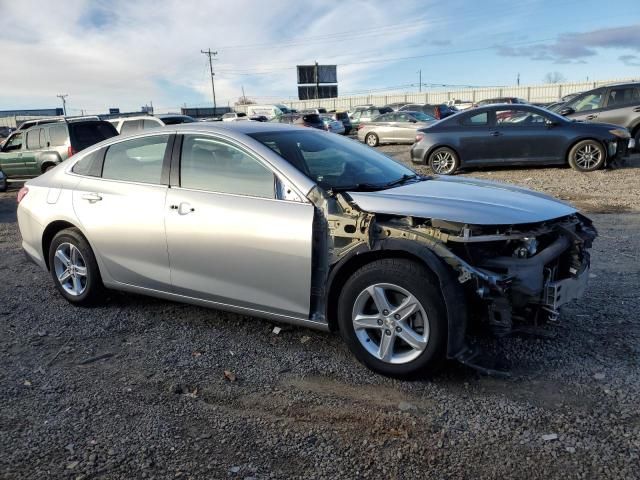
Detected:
left=246, top=104, right=292, bottom=120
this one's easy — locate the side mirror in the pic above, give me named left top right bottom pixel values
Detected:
left=409, top=119, right=417, bottom=123
left=559, top=107, right=575, bottom=116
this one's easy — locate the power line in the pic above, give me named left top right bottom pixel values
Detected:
left=201, top=48, right=218, bottom=111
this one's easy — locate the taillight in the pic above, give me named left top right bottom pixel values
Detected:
left=415, top=133, right=425, bottom=143
left=67, top=146, right=77, bottom=158
left=435, top=108, right=441, bottom=120
left=17, top=186, right=29, bottom=204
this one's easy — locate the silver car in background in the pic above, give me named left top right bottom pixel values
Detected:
left=357, top=111, right=436, bottom=146
left=17, top=122, right=596, bottom=377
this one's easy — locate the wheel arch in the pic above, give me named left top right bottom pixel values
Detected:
left=325, top=239, right=468, bottom=359
left=38, top=152, right=63, bottom=173
left=424, top=143, right=461, bottom=165
left=42, top=220, right=85, bottom=270
left=564, top=137, right=608, bottom=164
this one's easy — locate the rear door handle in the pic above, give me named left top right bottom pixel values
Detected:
left=490, top=131, right=502, bottom=136
left=585, top=114, right=597, bottom=120
left=633, top=106, right=640, bottom=112
left=81, top=193, right=102, bottom=203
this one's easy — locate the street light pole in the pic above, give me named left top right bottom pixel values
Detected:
left=56, top=94, right=68, bottom=116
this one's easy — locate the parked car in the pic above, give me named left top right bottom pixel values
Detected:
left=399, top=103, right=457, bottom=120
left=545, top=102, right=567, bottom=113
left=0, top=119, right=118, bottom=179
left=249, top=115, right=269, bottom=122
left=411, top=104, right=633, bottom=174
left=319, top=115, right=346, bottom=134
left=0, top=168, right=6, bottom=192
left=270, top=113, right=325, bottom=129
left=301, top=108, right=328, bottom=115
left=384, top=102, right=411, bottom=111
left=556, top=82, right=640, bottom=149
left=349, top=107, right=393, bottom=129
left=108, top=115, right=164, bottom=134
left=357, top=111, right=435, bottom=146
left=476, top=97, right=528, bottom=107
left=561, top=92, right=581, bottom=103
left=446, top=99, right=475, bottom=110
left=246, top=104, right=293, bottom=120
left=156, top=114, right=196, bottom=125
left=17, top=121, right=597, bottom=377
left=222, top=112, right=248, bottom=122
left=329, top=111, right=352, bottom=135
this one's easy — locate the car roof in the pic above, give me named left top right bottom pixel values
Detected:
left=172, top=121, right=306, bottom=134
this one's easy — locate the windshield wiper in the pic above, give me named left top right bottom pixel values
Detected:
left=382, top=173, right=421, bottom=188
left=329, top=183, right=384, bottom=193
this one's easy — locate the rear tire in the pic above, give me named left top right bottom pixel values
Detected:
left=337, top=258, right=447, bottom=378
left=633, top=128, right=640, bottom=153
left=428, top=147, right=459, bottom=175
left=365, top=133, right=379, bottom=147
left=48, top=228, right=105, bottom=306
left=568, top=140, right=606, bottom=172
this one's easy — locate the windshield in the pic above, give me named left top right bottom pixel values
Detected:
left=248, top=130, right=416, bottom=191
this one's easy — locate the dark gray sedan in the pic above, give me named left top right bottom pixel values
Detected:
left=411, top=104, right=633, bottom=174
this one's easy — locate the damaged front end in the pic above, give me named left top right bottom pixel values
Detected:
left=310, top=186, right=597, bottom=374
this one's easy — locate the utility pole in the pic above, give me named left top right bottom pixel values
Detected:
left=56, top=94, right=68, bottom=116
left=315, top=61, right=319, bottom=104
left=418, top=70, right=422, bottom=92
left=241, top=85, right=246, bottom=103
left=517, top=73, right=520, bottom=86
left=201, top=49, right=218, bottom=113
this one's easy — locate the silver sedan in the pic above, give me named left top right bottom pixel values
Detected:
left=17, top=122, right=596, bottom=377
left=357, top=111, right=435, bottom=147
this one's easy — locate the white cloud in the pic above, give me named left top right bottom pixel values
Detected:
left=0, top=0, right=432, bottom=113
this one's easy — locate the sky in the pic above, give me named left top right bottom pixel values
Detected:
left=0, top=0, right=639, bottom=114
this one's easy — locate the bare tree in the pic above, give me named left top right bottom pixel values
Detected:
left=544, top=72, right=566, bottom=84
left=236, top=96, right=256, bottom=105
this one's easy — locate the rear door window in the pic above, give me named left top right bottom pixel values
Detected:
left=462, top=112, right=489, bottom=125
left=69, top=122, right=118, bottom=151
left=26, top=129, right=42, bottom=150
left=605, top=86, right=640, bottom=107
left=102, top=135, right=170, bottom=184
left=39, top=129, right=47, bottom=148
left=49, top=125, right=68, bottom=147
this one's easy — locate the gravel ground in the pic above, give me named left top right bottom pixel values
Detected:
left=378, top=144, right=640, bottom=214
left=1, top=166, right=639, bottom=478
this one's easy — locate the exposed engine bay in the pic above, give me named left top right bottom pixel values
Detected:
left=308, top=186, right=597, bottom=374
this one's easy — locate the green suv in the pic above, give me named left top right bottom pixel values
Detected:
left=0, top=119, right=118, bottom=179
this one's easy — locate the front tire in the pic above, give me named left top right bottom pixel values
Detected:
left=365, top=132, right=379, bottom=147
left=48, top=228, right=105, bottom=306
left=337, top=258, right=447, bottom=378
left=428, top=147, right=459, bottom=175
left=568, top=140, right=606, bottom=172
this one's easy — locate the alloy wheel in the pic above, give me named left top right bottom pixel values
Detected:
left=431, top=150, right=456, bottom=174
left=352, top=283, right=429, bottom=364
left=366, top=134, right=378, bottom=147
left=574, top=143, right=602, bottom=170
left=53, top=242, right=88, bottom=296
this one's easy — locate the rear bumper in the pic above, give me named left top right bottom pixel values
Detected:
left=410, top=143, right=427, bottom=163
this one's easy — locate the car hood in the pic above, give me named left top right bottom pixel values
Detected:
left=347, top=176, right=576, bottom=225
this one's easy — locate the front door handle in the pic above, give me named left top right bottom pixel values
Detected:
left=633, top=106, right=640, bottom=112
left=178, top=202, right=195, bottom=215
left=81, top=193, right=102, bottom=203
left=586, top=114, right=597, bottom=120
left=490, top=131, right=502, bottom=136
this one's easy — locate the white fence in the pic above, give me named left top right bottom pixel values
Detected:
left=235, top=77, right=639, bottom=112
